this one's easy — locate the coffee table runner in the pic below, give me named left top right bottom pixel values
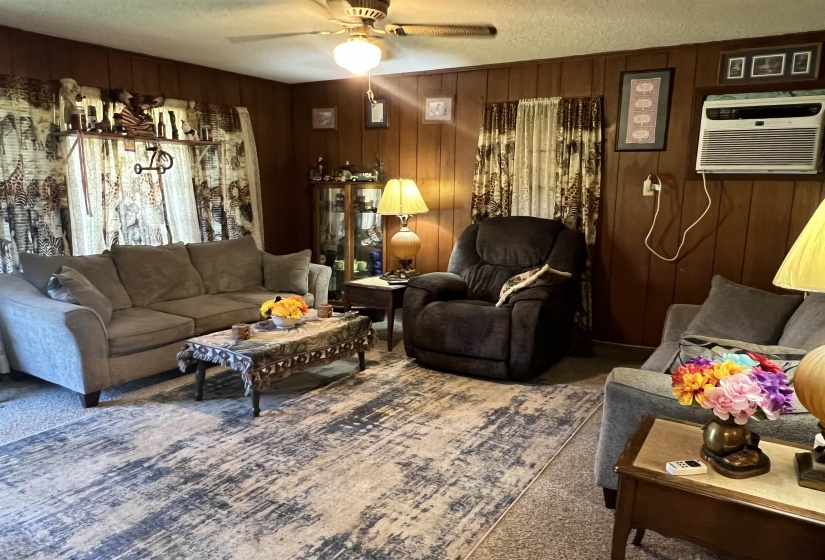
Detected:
left=177, top=315, right=377, bottom=391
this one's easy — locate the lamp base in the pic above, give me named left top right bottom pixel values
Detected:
left=796, top=452, right=825, bottom=491
left=380, top=259, right=420, bottom=282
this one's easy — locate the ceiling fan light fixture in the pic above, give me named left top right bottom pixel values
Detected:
left=334, top=37, right=382, bottom=75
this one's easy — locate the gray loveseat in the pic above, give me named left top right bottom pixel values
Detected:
left=595, top=282, right=825, bottom=508
left=0, top=237, right=330, bottom=407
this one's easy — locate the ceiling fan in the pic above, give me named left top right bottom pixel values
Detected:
left=227, top=0, right=497, bottom=74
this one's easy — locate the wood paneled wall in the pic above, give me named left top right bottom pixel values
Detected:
left=290, top=30, right=825, bottom=346
left=0, top=26, right=294, bottom=255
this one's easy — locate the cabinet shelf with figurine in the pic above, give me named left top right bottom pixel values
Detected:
left=311, top=181, right=386, bottom=306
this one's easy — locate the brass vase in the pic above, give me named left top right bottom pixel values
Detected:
left=703, top=415, right=750, bottom=456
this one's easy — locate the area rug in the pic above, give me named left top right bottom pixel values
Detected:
left=0, top=354, right=603, bottom=560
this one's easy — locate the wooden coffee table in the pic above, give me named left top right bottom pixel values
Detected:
left=344, top=276, right=407, bottom=351
left=612, top=415, right=825, bottom=559
left=177, top=314, right=377, bottom=417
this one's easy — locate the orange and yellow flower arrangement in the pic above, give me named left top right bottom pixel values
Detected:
left=260, top=295, right=309, bottom=320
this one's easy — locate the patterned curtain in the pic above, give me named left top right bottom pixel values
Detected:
left=513, top=97, right=603, bottom=354
left=470, top=102, right=518, bottom=222
left=0, top=76, right=67, bottom=271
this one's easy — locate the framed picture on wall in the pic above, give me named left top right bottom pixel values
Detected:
left=615, top=68, right=674, bottom=152
left=312, top=107, right=337, bottom=130
left=423, top=96, right=454, bottom=123
left=719, top=43, right=821, bottom=84
left=366, top=98, right=388, bottom=129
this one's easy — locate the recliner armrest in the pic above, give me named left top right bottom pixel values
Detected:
left=407, top=272, right=467, bottom=301
left=505, top=284, right=570, bottom=306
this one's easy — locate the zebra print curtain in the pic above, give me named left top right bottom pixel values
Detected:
left=470, top=102, right=518, bottom=222
left=513, top=96, right=603, bottom=355
left=0, top=76, right=68, bottom=272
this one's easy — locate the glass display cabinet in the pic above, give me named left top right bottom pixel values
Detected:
left=311, top=181, right=386, bottom=305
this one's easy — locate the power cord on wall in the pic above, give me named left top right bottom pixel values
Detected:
left=644, top=172, right=713, bottom=262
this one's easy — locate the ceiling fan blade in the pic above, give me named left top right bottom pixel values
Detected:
left=227, top=30, right=338, bottom=43
left=384, top=24, right=497, bottom=37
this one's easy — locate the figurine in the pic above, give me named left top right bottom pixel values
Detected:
left=109, top=88, right=156, bottom=138
left=86, top=106, right=98, bottom=131
left=181, top=120, right=199, bottom=141
left=59, top=78, right=82, bottom=131
left=168, top=111, right=179, bottom=139
left=186, top=100, right=200, bottom=135
left=374, top=155, right=386, bottom=182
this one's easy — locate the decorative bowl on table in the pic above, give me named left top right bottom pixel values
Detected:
left=271, top=317, right=300, bottom=328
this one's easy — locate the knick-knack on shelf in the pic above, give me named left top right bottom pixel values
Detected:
left=168, top=111, right=179, bottom=139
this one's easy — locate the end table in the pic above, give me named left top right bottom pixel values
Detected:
left=344, top=277, right=407, bottom=351
left=613, top=415, right=825, bottom=560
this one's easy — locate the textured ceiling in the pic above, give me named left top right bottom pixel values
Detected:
left=2, top=0, right=825, bottom=84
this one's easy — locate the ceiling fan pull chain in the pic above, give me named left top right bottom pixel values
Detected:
left=367, top=70, right=376, bottom=105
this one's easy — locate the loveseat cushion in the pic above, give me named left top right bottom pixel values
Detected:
left=186, top=237, right=262, bottom=294
left=106, top=308, right=194, bottom=356
left=110, top=243, right=205, bottom=307
left=222, top=287, right=315, bottom=309
left=19, top=252, right=132, bottom=310
left=779, top=293, right=825, bottom=350
left=413, top=300, right=510, bottom=361
left=684, top=276, right=803, bottom=345
left=148, top=295, right=259, bottom=335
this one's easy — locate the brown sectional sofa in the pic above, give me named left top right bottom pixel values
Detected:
left=0, top=237, right=330, bottom=407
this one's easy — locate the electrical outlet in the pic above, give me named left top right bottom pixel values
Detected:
left=643, top=178, right=655, bottom=197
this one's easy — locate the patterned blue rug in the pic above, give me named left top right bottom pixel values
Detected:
left=0, top=354, right=602, bottom=559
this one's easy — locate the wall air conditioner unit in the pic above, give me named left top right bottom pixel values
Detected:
left=696, top=95, right=825, bottom=174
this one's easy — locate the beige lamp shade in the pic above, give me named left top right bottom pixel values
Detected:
left=773, top=198, right=825, bottom=292
left=377, top=179, right=429, bottom=216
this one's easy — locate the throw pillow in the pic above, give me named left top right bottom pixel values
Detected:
left=684, top=275, right=803, bottom=345
left=495, top=264, right=572, bottom=307
left=778, top=293, right=825, bottom=350
left=47, top=266, right=114, bottom=324
left=671, top=335, right=807, bottom=387
left=263, top=250, right=312, bottom=294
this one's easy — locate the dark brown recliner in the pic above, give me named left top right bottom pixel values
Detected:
left=403, top=216, right=585, bottom=380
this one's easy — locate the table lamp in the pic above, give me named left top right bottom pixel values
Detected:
left=377, top=178, right=429, bottom=279
left=773, top=198, right=825, bottom=491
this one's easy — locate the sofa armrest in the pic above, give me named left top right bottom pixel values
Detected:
left=403, top=273, right=468, bottom=358
left=662, top=303, right=701, bottom=343
left=307, top=263, right=332, bottom=308
left=0, top=273, right=111, bottom=394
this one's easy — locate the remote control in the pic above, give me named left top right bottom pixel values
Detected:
left=665, top=459, right=707, bottom=476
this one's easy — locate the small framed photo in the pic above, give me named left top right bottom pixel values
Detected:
left=366, top=98, right=388, bottom=129
left=312, top=107, right=337, bottom=130
left=124, top=137, right=136, bottom=152
left=751, top=54, right=786, bottom=78
left=792, top=51, right=812, bottom=75
left=719, top=43, right=821, bottom=84
left=726, top=57, right=746, bottom=80
left=423, top=96, right=454, bottom=123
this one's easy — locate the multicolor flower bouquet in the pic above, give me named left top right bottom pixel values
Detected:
left=672, top=353, right=795, bottom=425
left=261, top=295, right=309, bottom=320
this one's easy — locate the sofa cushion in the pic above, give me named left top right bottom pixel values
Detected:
left=148, top=295, right=260, bottom=335
left=779, top=293, right=825, bottom=350
left=222, top=287, right=315, bottom=309
left=684, top=276, right=803, bottom=345
left=110, top=243, right=205, bottom=307
left=19, top=252, right=132, bottom=310
left=47, top=266, right=113, bottom=324
left=186, top=237, right=262, bottom=294
left=106, top=308, right=194, bottom=357
left=263, top=250, right=311, bottom=294
left=414, top=300, right=511, bottom=361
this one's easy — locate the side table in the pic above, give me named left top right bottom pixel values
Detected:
left=612, top=415, right=825, bottom=559
left=344, top=276, right=407, bottom=351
